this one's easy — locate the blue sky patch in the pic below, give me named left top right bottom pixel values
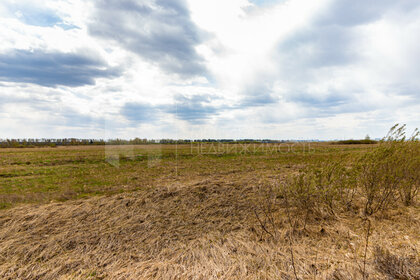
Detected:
left=249, top=0, right=282, bottom=6
left=7, top=3, right=77, bottom=29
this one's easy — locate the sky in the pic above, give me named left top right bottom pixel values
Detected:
left=0, top=0, right=419, bottom=140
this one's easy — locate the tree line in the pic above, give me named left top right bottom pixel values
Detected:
left=0, top=138, right=292, bottom=148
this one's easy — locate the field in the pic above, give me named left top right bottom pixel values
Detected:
left=0, top=142, right=419, bottom=279
left=0, top=143, right=359, bottom=208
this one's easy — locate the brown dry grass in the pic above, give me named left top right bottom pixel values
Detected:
left=0, top=173, right=418, bottom=279
left=1, top=137, right=418, bottom=279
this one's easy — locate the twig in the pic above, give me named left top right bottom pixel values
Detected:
left=313, top=249, right=318, bottom=280
left=288, top=230, right=299, bottom=280
left=362, top=218, right=371, bottom=279
left=253, top=208, right=275, bottom=239
left=263, top=192, right=277, bottom=238
left=283, top=184, right=299, bottom=280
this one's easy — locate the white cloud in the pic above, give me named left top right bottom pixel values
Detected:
left=0, top=0, right=419, bottom=139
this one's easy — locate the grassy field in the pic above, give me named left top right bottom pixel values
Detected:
left=0, top=142, right=366, bottom=209
left=0, top=142, right=419, bottom=279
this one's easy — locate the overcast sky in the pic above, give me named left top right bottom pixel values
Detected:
left=1, top=0, right=419, bottom=140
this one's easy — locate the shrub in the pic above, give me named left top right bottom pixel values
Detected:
left=279, top=124, right=419, bottom=218
left=312, top=160, right=357, bottom=215
left=281, top=159, right=357, bottom=227
left=397, top=140, right=420, bottom=206
left=357, top=124, right=419, bottom=215
left=357, top=145, right=402, bottom=215
left=282, top=171, right=318, bottom=229
left=333, top=139, right=378, bottom=145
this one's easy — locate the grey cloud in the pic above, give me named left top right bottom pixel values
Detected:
left=268, top=0, right=420, bottom=119
left=278, top=25, right=356, bottom=69
left=89, top=0, right=207, bottom=77
left=388, top=84, right=420, bottom=100
left=121, top=102, right=161, bottom=123
left=267, top=1, right=388, bottom=116
left=0, top=49, right=121, bottom=87
left=316, top=0, right=392, bottom=27
left=284, top=87, right=389, bottom=119
left=165, top=94, right=220, bottom=123
left=277, top=1, right=420, bottom=74
left=285, top=90, right=350, bottom=109
left=237, top=1, right=420, bottom=125
left=316, top=0, right=420, bottom=27
left=59, top=108, right=99, bottom=128
left=0, top=91, right=102, bottom=128
left=121, top=94, right=224, bottom=125
left=0, top=94, right=37, bottom=111
left=239, top=83, right=278, bottom=107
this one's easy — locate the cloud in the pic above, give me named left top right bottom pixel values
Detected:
left=165, top=94, right=221, bottom=123
left=0, top=49, right=121, bottom=87
left=264, top=1, right=420, bottom=117
left=89, top=0, right=208, bottom=78
left=316, top=0, right=419, bottom=27
left=0, top=86, right=104, bottom=134
left=59, top=108, right=100, bottom=128
left=287, top=91, right=349, bottom=109
left=277, top=25, right=357, bottom=71
left=121, top=94, right=225, bottom=125
left=121, top=102, right=161, bottom=123
left=248, top=0, right=284, bottom=7
left=1, top=0, right=420, bottom=139
left=275, top=0, right=420, bottom=73
left=239, top=82, right=278, bottom=107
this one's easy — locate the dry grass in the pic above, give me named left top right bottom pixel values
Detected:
left=374, top=246, right=420, bottom=279
left=0, top=135, right=419, bottom=279
left=0, top=175, right=418, bottom=279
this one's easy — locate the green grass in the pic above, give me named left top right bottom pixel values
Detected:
left=0, top=143, right=373, bottom=209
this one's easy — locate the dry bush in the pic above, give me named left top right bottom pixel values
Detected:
left=357, top=146, right=403, bottom=215
left=357, top=124, right=419, bottom=215
left=397, top=140, right=420, bottom=206
left=278, top=159, right=357, bottom=230
left=312, top=160, right=358, bottom=215
left=253, top=125, right=420, bottom=279
left=272, top=125, right=419, bottom=223
left=282, top=172, right=319, bottom=230
left=277, top=125, right=419, bottom=220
